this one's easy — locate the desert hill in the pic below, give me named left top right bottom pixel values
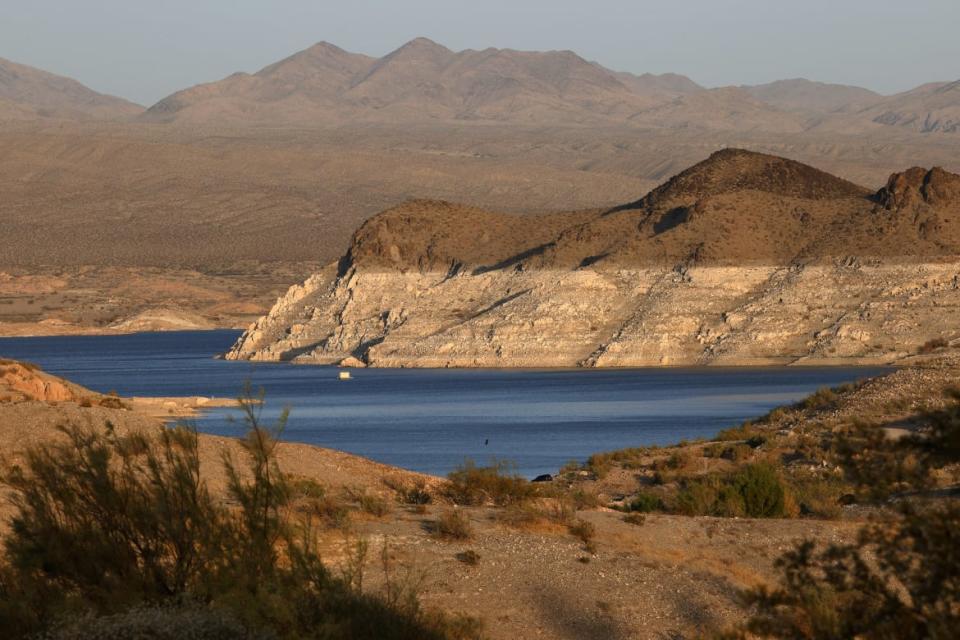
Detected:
left=227, top=151, right=960, bottom=367
left=342, top=149, right=960, bottom=273
left=863, top=80, right=960, bottom=134
left=0, top=57, right=141, bottom=121
left=742, top=78, right=881, bottom=113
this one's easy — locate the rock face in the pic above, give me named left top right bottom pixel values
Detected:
left=226, top=151, right=960, bottom=368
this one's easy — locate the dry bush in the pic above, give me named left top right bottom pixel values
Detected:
left=568, top=519, right=597, bottom=553
left=346, top=487, right=390, bottom=518
left=0, top=388, right=478, bottom=639
left=445, top=460, right=535, bottom=507
left=97, top=396, right=128, bottom=410
left=918, top=337, right=949, bottom=354
left=455, top=551, right=480, bottom=566
left=383, top=476, right=432, bottom=505
left=433, top=510, right=473, bottom=540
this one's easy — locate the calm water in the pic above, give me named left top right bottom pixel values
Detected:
left=0, top=331, right=887, bottom=477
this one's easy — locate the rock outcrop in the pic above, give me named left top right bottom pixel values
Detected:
left=226, top=151, right=960, bottom=368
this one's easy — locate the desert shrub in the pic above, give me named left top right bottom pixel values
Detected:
left=568, top=519, right=596, bottom=553
left=384, top=477, right=432, bottom=505
left=734, top=463, right=786, bottom=518
left=97, top=395, right=128, bottom=410
left=800, top=387, right=838, bottom=411
left=494, top=504, right=543, bottom=529
left=445, top=460, right=535, bottom=506
left=674, top=463, right=786, bottom=518
left=455, top=550, right=480, bottom=566
left=568, top=486, right=601, bottom=510
left=918, top=337, right=949, bottom=354
left=623, top=492, right=663, bottom=513
left=0, top=388, right=477, bottom=640
left=347, top=488, right=390, bottom=518
left=725, top=390, right=960, bottom=639
left=728, top=502, right=960, bottom=640
left=675, top=475, right=745, bottom=517
left=705, top=443, right=754, bottom=461
left=78, top=397, right=93, bottom=408
left=35, top=603, right=263, bottom=640
left=433, top=510, right=472, bottom=540
left=287, top=475, right=326, bottom=499
left=585, top=446, right=653, bottom=478
left=717, top=421, right=762, bottom=442
left=787, top=476, right=845, bottom=519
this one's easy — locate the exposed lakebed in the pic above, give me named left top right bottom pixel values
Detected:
left=0, top=330, right=888, bottom=477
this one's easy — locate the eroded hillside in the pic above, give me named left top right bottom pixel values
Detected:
left=227, top=150, right=960, bottom=367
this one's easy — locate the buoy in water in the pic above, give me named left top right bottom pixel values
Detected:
left=338, top=371, right=352, bottom=380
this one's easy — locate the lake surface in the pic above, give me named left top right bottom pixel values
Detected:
left=0, top=330, right=887, bottom=477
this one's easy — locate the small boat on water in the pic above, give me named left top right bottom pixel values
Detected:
left=338, top=371, right=352, bottom=380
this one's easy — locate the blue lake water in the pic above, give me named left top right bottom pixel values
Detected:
left=0, top=330, right=888, bottom=477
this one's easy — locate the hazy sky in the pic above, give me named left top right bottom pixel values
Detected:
left=4, top=1, right=959, bottom=106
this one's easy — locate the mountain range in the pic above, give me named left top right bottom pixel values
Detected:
left=2, top=38, right=958, bottom=135
left=0, top=57, right=140, bottom=121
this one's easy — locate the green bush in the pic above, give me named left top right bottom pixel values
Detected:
left=733, top=463, right=786, bottom=518
left=624, top=492, right=663, bottom=513
left=725, top=390, right=960, bottom=637
left=674, top=463, right=786, bottom=518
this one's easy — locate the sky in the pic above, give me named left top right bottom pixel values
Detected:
left=3, top=0, right=959, bottom=106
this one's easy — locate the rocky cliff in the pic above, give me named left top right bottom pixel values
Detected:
left=226, top=150, right=960, bottom=367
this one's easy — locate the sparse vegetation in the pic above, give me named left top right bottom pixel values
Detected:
left=568, top=519, right=597, bottom=553
left=384, top=476, right=433, bottom=505
left=725, top=389, right=960, bottom=639
left=433, top=509, right=473, bottom=540
left=674, top=463, right=787, bottom=518
left=445, top=459, right=535, bottom=506
left=0, top=389, right=478, bottom=639
left=918, top=336, right=949, bottom=354
left=621, top=492, right=663, bottom=513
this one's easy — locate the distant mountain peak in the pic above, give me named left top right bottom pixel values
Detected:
left=0, top=56, right=142, bottom=121
left=388, top=37, right=453, bottom=58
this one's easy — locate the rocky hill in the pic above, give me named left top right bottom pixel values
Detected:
left=0, top=57, right=141, bottom=121
left=227, top=150, right=960, bottom=367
